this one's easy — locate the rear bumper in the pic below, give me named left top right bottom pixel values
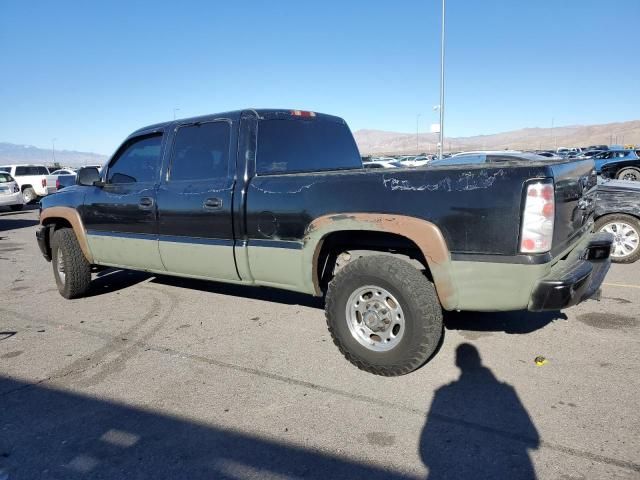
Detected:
left=36, top=225, right=52, bottom=261
left=528, top=232, right=613, bottom=311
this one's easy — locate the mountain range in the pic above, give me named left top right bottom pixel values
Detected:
left=1, top=119, right=638, bottom=166
left=0, top=143, right=108, bottom=168
left=354, top=120, right=640, bottom=155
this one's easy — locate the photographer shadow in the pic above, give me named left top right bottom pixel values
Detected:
left=420, top=343, right=539, bottom=479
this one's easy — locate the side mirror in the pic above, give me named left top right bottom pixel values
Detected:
left=77, top=167, right=102, bottom=187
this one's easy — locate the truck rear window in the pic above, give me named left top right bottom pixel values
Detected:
left=256, top=119, right=362, bottom=174
left=15, top=166, right=49, bottom=176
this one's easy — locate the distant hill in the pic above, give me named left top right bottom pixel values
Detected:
left=354, top=120, right=640, bottom=155
left=0, top=143, right=108, bottom=168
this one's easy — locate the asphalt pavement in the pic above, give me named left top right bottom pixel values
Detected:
left=1, top=207, right=639, bottom=479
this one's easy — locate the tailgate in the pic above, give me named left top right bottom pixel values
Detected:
left=551, top=159, right=597, bottom=253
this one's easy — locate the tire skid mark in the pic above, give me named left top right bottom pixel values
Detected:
left=54, top=286, right=180, bottom=388
left=0, top=286, right=180, bottom=389
left=1, top=304, right=639, bottom=473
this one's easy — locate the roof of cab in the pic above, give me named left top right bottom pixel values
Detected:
left=129, top=109, right=345, bottom=137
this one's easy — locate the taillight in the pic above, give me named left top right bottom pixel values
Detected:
left=42, top=178, right=47, bottom=188
left=520, top=180, right=555, bottom=254
left=56, top=178, right=61, bottom=190
left=13, top=184, right=19, bottom=193
left=290, top=110, right=316, bottom=117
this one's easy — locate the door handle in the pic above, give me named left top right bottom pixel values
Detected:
left=138, top=197, right=154, bottom=209
left=203, top=197, right=223, bottom=209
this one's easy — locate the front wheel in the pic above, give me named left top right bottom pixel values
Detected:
left=325, top=255, right=443, bottom=376
left=595, top=214, right=640, bottom=263
left=616, top=168, right=640, bottom=182
left=51, top=228, right=92, bottom=298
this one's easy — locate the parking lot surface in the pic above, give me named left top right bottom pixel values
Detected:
left=1, top=207, right=639, bottom=479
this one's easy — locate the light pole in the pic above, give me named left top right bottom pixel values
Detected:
left=438, top=0, right=446, bottom=159
left=173, top=108, right=180, bottom=120
left=51, top=138, right=57, bottom=164
left=416, top=114, right=421, bottom=153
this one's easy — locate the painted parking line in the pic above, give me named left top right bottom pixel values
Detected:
left=603, top=282, right=640, bottom=289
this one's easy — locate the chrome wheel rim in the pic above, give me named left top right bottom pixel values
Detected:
left=622, top=172, right=639, bottom=181
left=56, top=249, right=66, bottom=284
left=345, top=285, right=405, bottom=352
left=600, top=222, right=640, bottom=258
left=23, top=190, right=35, bottom=203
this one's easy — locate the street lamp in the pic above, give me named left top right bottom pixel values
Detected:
left=173, top=107, right=180, bottom=120
left=437, top=0, right=446, bottom=159
left=416, top=114, right=421, bottom=153
left=52, top=138, right=57, bottom=164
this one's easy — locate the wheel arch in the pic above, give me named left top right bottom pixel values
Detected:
left=303, top=213, right=457, bottom=310
left=40, top=206, right=94, bottom=263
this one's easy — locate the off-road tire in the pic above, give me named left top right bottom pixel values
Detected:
left=616, top=168, right=640, bottom=182
left=22, top=187, right=37, bottom=204
left=325, top=255, right=443, bottom=376
left=595, top=214, right=640, bottom=264
left=9, top=204, right=23, bottom=211
left=51, top=227, right=91, bottom=299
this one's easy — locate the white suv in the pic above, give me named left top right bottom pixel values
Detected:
left=0, top=171, right=25, bottom=211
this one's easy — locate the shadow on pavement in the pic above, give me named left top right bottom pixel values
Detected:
left=152, top=275, right=324, bottom=309
left=444, top=309, right=567, bottom=334
left=420, top=343, right=539, bottom=479
left=0, top=218, right=39, bottom=232
left=0, top=376, right=412, bottom=479
left=86, top=269, right=152, bottom=297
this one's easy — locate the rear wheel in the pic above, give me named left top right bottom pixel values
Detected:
left=51, top=228, right=92, bottom=298
left=595, top=214, right=640, bottom=263
left=325, top=255, right=443, bottom=376
left=616, top=168, right=640, bottom=182
left=9, top=204, right=23, bottom=211
left=22, top=187, right=37, bottom=204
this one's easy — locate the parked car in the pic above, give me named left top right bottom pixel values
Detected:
left=593, top=150, right=639, bottom=174
left=363, top=160, right=397, bottom=169
left=594, top=180, right=640, bottom=263
left=36, top=108, right=612, bottom=376
left=0, top=164, right=57, bottom=203
left=51, top=168, right=76, bottom=175
left=0, top=171, right=24, bottom=211
left=599, top=153, right=640, bottom=181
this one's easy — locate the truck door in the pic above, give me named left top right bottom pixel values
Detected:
left=81, top=133, right=164, bottom=271
left=156, top=120, right=238, bottom=281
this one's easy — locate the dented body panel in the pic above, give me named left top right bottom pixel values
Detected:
left=37, top=109, right=611, bottom=313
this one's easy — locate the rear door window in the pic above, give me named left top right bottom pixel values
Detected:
left=107, top=134, right=162, bottom=184
left=169, top=122, right=231, bottom=181
left=256, top=119, right=361, bottom=174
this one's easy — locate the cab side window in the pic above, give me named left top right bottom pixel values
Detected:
left=169, top=122, right=231, bottom=181
left=108, top=134, right=162, bottom=184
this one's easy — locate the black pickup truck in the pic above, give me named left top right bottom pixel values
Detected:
left=36, top=109, right=613, bottom=375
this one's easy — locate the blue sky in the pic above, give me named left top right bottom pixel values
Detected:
left=1, top=0, right=639, bottom=155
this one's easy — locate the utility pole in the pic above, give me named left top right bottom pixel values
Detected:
left=173, top=107, right=180, bottom=120
left=551, top=117, right=555, bottom=150
left=416, top=114, right=421, bottom=153
left=52, top=138, right=57, bottom=164
left=438, top=0, right=446, bottom=160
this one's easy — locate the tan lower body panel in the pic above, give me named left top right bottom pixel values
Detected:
left=450, top=261, right=550, bottom=311
left=87, top=234, right=165, bottom=272
left=247, top=246, right=308, bottom=292
left=159, top=241, right=239, bottom=282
